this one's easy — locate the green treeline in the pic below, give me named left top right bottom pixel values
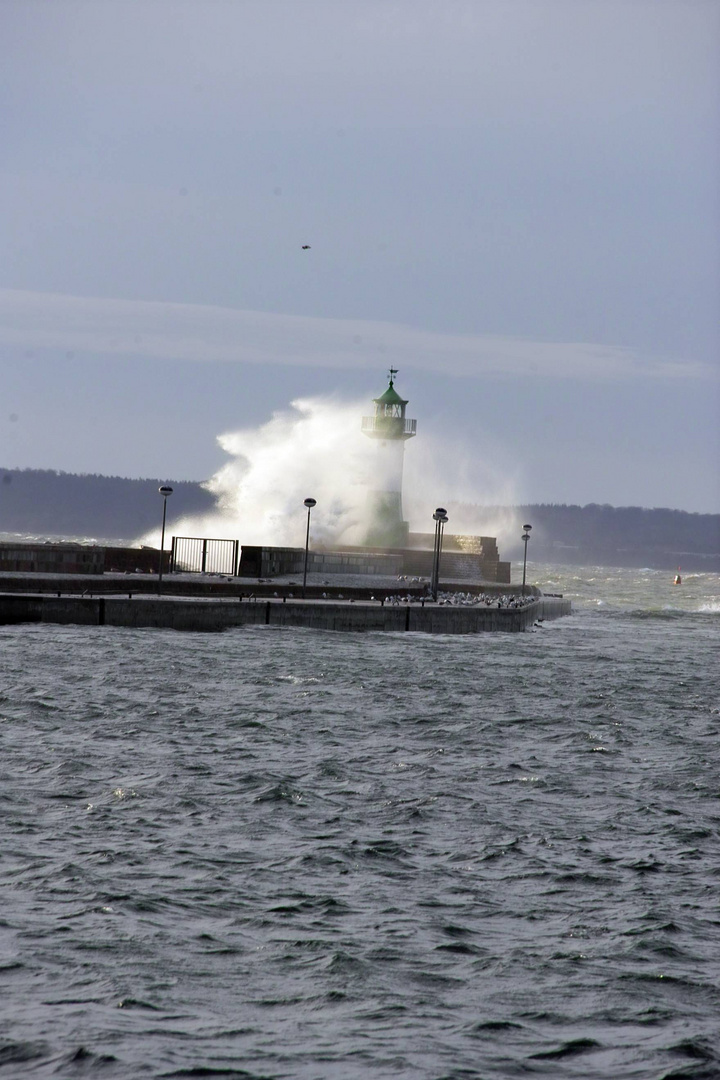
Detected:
left=452, top=501, right=719, bottom=570
left=0, top=467, right=215, bottom=542
left=476, top=502, right=718, bottom=554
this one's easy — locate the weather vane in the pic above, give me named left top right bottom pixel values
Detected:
left=389, top=367, right=398, bottom=384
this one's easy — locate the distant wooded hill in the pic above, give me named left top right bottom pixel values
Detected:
left=450, top=501, right=719, bottom=571
left=1, top=468, right=718, bottom=570
left=0, top=468, right=215, bottom=542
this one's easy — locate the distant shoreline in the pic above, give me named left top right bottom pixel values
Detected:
left=1, top=467, right=718, bottom=573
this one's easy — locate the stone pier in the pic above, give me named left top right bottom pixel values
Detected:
left=0, top=593, right=570, bottom=634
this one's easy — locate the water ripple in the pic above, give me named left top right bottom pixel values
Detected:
left=1, top=579, right=719, bottom=1078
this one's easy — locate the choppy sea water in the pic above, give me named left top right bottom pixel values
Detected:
left=2, top=564, right=719, bottom=1080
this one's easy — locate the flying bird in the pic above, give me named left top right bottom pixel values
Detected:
left=301, top=244, right=311, bottom=249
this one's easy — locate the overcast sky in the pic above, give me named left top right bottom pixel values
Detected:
left=1, top=0, right=718, bottom=513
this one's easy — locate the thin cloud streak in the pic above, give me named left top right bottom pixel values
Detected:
left=0, top=288, right=713, bottom=383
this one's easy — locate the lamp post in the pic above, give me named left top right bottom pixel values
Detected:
left=302, top=497, right=316, bottom=598
left=431, top=507, right=448, bottom=601
left=521, top=523, right=532, bottom=595
left=157, top=485, right=173, bottom=594
left=436, top=512, right=448, bottom=600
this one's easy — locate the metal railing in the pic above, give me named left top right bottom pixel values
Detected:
left=170, top=536, right=240, bottom=576
left=361, top=416, right=416, bottom=436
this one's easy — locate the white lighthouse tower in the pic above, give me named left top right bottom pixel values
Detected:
left=361, top=369, right=416, bottom=547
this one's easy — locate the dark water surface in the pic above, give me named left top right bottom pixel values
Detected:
left=2, top=567, right=719, bottom=1079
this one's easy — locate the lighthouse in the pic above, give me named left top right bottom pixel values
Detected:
left=361, top=369, right=416, bottom=547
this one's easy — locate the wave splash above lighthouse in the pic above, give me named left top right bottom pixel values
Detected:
left=361, top=369, right=416, bottom=548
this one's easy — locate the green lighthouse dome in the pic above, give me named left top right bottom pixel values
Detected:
left=362, top=369, right=416, bottom=438
left=373, top=380, right=407, bottom=411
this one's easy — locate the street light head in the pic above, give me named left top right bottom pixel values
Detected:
left=439, top=515, right=448, bottom=524
left=304, top=497, right=317, bottom=509
left=159, top=486, right=173, bottom=497
left=522, top=532, right=530, bottom=542
left=435, top=507, right=447, bottom=516
left=523, top=524, right=532, bottom=531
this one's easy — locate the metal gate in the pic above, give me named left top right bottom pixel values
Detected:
left=170, top=537, right=240, bottom=576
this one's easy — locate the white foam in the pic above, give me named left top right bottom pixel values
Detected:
left=140, top=394, right=520, bottom=548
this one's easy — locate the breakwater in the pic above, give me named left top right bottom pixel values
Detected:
left=0, top=593, right=570, bottom=633
left=0, top=572, right=539, bottom=602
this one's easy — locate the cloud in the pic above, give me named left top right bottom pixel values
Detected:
left=0, top=287, right=714, bottom=383
left=6, top=1, right=714, bottom=134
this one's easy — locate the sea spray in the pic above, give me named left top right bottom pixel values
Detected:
left=141, top=395, right=521, bottom=548
left=402, top=418, right=520, bottom=550
left=149, top=397, right=371, bottom=547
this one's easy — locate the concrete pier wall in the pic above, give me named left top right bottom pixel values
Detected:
left=0, top=543, right=105, bottom=575
left=0, top=573, right=543, bottom=601
left=0, top=594, right=570, bottom=634
left=238, top=546, right=404, bottom=578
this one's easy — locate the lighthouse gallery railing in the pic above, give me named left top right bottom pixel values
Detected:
left=361, top=417, right=416, bottom=436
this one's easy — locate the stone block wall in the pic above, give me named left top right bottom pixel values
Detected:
left=103, top=546, right=170, bottom=574
left=0, top=543, right=105, bottom=575
left=400, top=548, right=510, bottom=583
left=238, top=546, right=405, bottom=578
